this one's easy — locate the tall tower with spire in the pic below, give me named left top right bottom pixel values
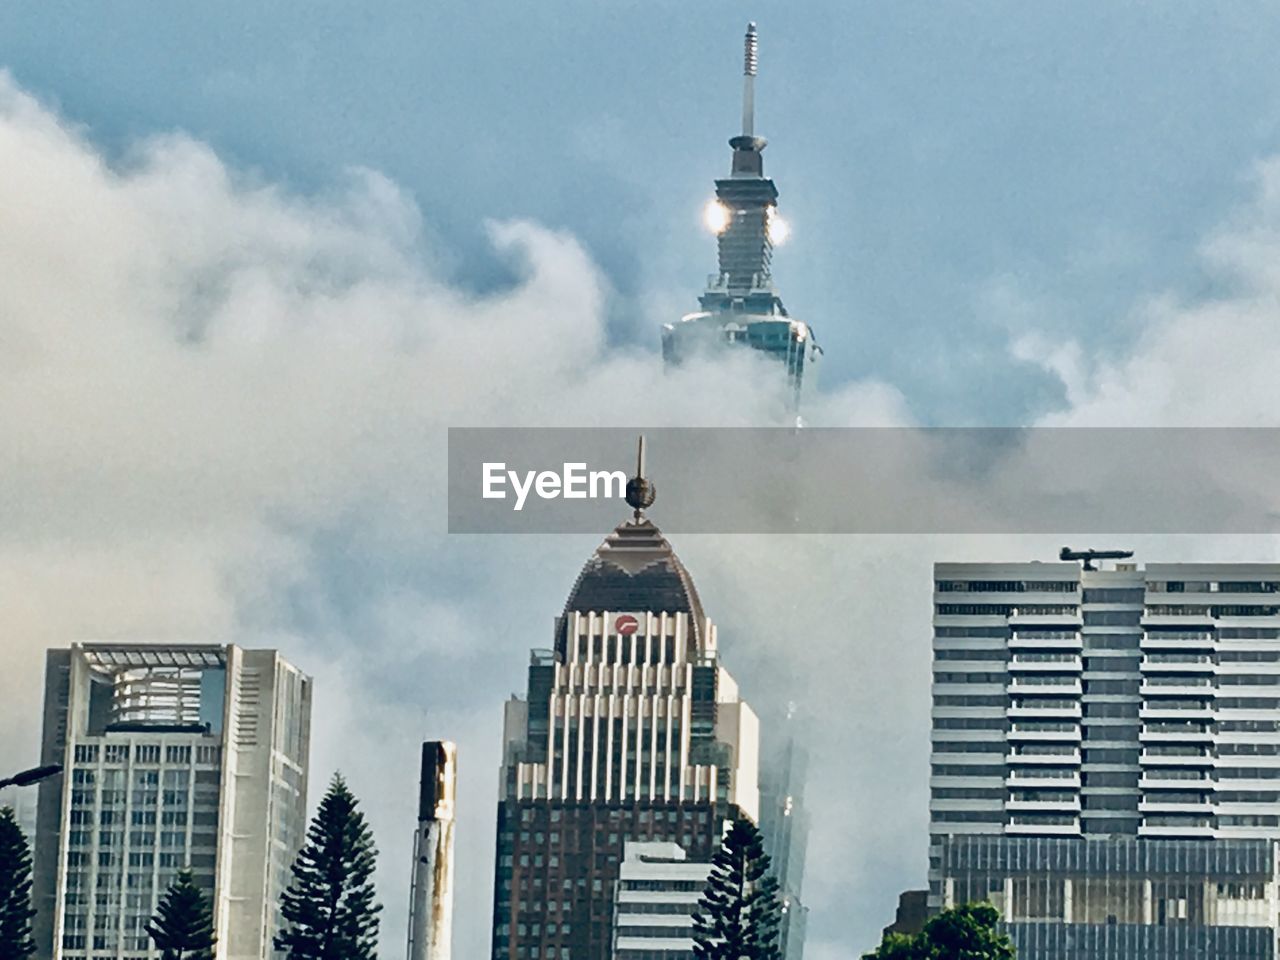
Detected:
left=488, top=440, right=761, bottom=960
left=662, top=23, right=821, bottom=410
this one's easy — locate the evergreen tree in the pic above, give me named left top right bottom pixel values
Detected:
left=275, top=774, right=381, bottom=960
left=146, top=869, right=215, bottom=960
left=0, top=807, right=35, bottom=960
left=691, top=818, right=782, bottom=960
left=861, top=902, right=1016, bottom=960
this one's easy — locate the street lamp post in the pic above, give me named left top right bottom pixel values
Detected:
left=0, top=764, right=63, bottom=790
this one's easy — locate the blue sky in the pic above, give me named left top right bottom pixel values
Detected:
left=8, top=4, right=1280, bottom=958
left=9, top=1, right=1280, bottom=422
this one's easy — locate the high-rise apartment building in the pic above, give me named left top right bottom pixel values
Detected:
left=489, top=467, right=760, bottom=960
left=929, top=557, right=1280, bottom=959
left=611, top=841, right=710, bottom=959
left=662, top=23, right=820, bottom=408
left=33, top=644, right=311, bottom=960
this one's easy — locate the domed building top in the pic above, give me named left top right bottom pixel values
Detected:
left=562, top=517, right=706, bottom=636
left=560, top=437, right=707, bottom=644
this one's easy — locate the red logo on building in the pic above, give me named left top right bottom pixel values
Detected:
left=614, top=614, right=639, bottom=635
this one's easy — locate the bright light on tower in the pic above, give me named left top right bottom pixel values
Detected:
left=703, top=199, right=731, bottom=235
left=767, top=206, right=790, bottom=245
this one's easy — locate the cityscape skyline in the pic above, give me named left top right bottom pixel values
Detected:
left=7, top=7, right=1280, bottom=960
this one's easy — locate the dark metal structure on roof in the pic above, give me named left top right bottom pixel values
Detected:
left=561, top=437, right=705, bottom=642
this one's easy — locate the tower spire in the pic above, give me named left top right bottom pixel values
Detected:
left=728, top=22, right=767, bottom=179
left=624, top=435, right=656, bottom=521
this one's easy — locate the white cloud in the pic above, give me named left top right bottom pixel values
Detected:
left=1020, top=159, right=1280, bottom=428
left=0, top=72, right=915, bottom=958
left=14, top=54, right=1280, bottom=959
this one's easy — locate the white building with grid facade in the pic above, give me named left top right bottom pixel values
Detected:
left=929, top=559, right=1280, bottom=959
left=611, top=842, right=709, bottom=960
left=32, top=644, right=311, bottom=960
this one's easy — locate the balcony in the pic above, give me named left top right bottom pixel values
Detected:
left=1141, top=656, right=1214, bottom=673
left=1007, top=678, right=1082, bottom=696
left=1140, top=679, right=1215, bottom=698
left=1007, top=750, right=1081, bottom=765
left=1141, top=633, right=1216, bottom=652
left=1140, top=750, right=1213, bottom=767
left=1009, top=656, right=1083, bottom=673
left=1008, top=624, right=1080, bottom=640
left=1008, top=631, right=1083, bottom=651
left=1006, top=771, right=1081, bottom=789
left=1008, top=703, right=1082, bottom=720
left=1009, top=724, right=1081, bottom=742
left=1006, top=797, right=1081, bottom=813
left=1140, top=702, right=1214, bottom=721
left=1139, top=727, right=1213, bottom=744
left=1142, top=612, right=1215, bottom=628
left=1140, top=773, right=1213, bottom=790
left=1139, top=822, right=1215, bottom=839
left=1007, top=820, right=1080, bottom=836
left=1139, top=797, right=1214, bottom=814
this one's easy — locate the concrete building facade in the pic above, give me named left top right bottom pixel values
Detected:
left=33, top=644, right=311, bottom=960
left=611, top=841, right=710, bottom=960
left=929, top=559, right=1280, bottom=959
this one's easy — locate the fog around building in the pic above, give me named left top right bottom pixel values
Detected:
left=5, top=29, right=1280, bottom=958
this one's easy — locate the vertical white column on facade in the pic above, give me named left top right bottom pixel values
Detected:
left=603, top=693, right=616, bottom=802
left=593, top=696, right=604, bottom=808
left=663, top=694, right=675, bottom=801
left=648, top=692, right=660, bottom=802
left=618, top=694, right=630, bottom=802
left=574, top=693, right=587, bottom=802
left=679, top=675, right=691, bottom=803
left=558, top=694, right=571, bottom=801
left=633, top=697, right=645, bottom=801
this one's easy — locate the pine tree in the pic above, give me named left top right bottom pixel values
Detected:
left=692, top=818, right=782, bottom=960
left=146, top=869, right=215, bottom=960
left=275, top=774, right=381, bottom=960
left=0, top=807, right=35, bottom=960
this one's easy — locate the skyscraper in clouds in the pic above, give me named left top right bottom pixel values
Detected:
left=33, top=643, right=311, bottom=960
left=662, top=22, right=821, bottom=410
left=758, top=707, right=811, bottom=960
left=488, top=444, right=761, bottom=960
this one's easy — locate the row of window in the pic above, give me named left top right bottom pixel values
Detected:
left=72, top=744, right=221, bottom=765
left=937, top=581, right=1078, bottom=593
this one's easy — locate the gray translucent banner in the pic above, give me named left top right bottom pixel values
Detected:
left=447, top=427, right=1280, bottom=534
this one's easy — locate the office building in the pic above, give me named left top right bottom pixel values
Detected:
left=489, top=457, right=760, bottom=960
left=929, top=557, right=1280, bottom=958
left=33, top=643, right=311, bottom=960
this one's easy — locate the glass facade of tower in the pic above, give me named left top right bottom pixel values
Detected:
left=759, top=726, right=810, bottom=960
left=661, top=25, right=819, bottom=411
